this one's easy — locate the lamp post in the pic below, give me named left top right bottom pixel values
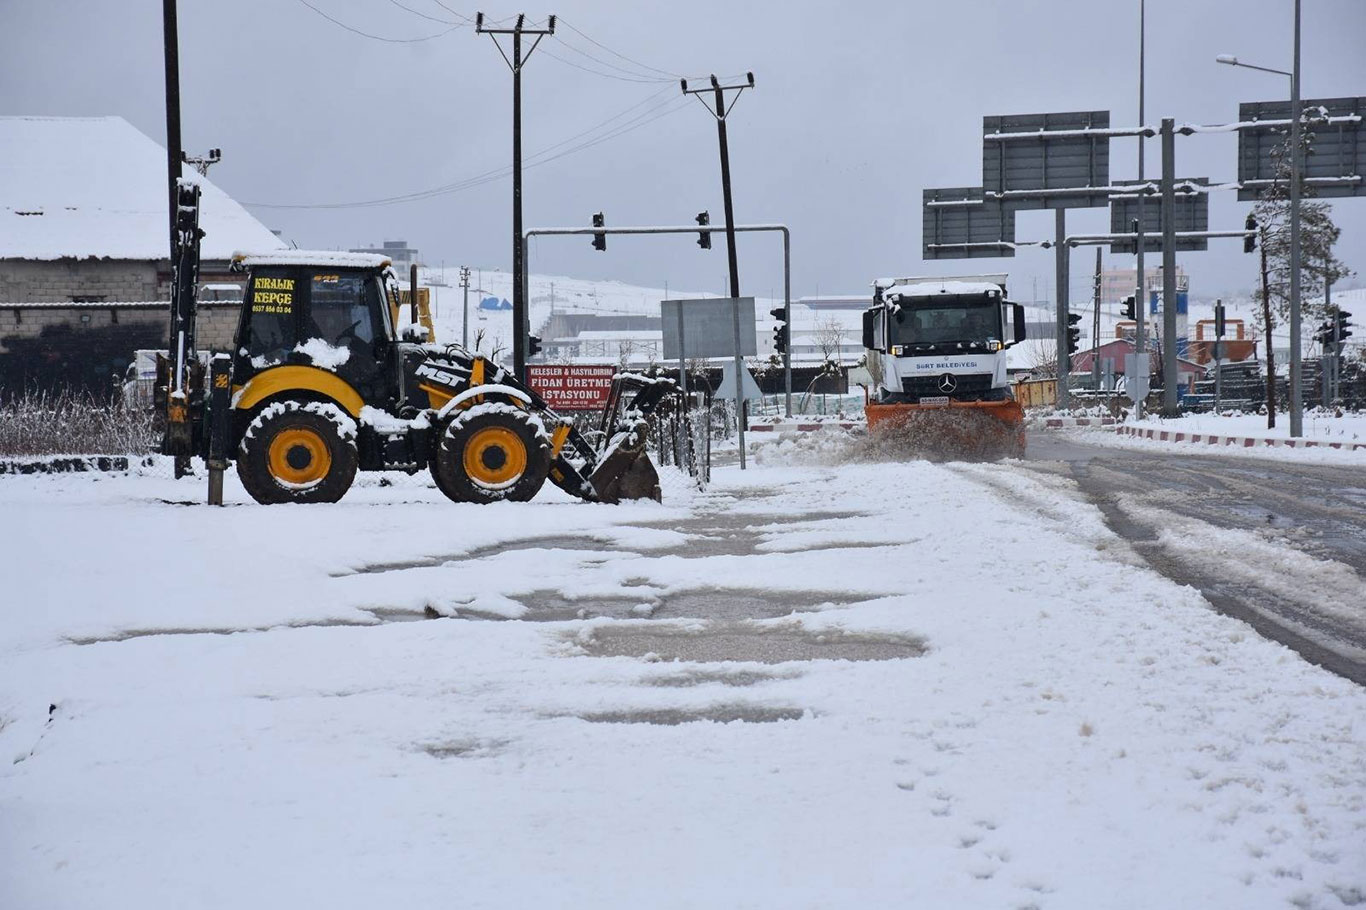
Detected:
left=1216, top=0, right=1303, bottom=437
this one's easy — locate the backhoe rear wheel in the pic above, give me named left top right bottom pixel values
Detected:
left=432, top=405, right=549, bottom=504
left=237, top=401, right=358, bottom=504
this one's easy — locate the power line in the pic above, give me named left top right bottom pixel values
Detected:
left=540, top=46, right=672, bottom=84
left=245, top=88, right=682, bottom=209
left=293, top=0, right=459, bottom=42
left=384, top=0, right=464, bottom=26
left=556, top=17, right=681, bottom=79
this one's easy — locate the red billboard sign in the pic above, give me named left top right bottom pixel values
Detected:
left=526, top=364, right=617, bottom=410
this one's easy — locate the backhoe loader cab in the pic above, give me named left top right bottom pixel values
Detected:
left=221, top=251, right=672, bottom=505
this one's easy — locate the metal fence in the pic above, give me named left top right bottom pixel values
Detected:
left=0, top=386, right=711, bottom=503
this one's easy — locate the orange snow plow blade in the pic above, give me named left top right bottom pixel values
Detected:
left=864, top=399, right=1026, bottom=461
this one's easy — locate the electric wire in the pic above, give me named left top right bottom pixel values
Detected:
left=539, top=47, right=673, bottom=84
left=244, top=91, right=687, bottom=210
left=293, top=0, right=459, bottom=42
left=383, top=0, right=465, bottom=26
left=555, top=17, right=682, bottom=79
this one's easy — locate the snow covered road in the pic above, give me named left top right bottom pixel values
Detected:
left=2, top=460, right=1364, bottom=909
left=1027, top=431, right=1366, bottom=684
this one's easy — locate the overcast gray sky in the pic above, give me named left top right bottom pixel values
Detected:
left=4, top=0, right=1364, bottom=304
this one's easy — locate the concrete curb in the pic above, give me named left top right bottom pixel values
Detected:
left=1041, top=417, right=1117, bottom=428
left=1117, top=424, right=1366, bottom=452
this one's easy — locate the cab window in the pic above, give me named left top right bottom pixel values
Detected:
left=307, top=273, right=378, bottom=347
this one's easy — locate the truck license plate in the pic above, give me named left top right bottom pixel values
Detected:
left=919, top=396, right=950, bottom=406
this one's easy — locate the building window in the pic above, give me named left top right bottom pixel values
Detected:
left=71, top=295, right=107, bottom=303
left=80, top=314, right=92, bottom=324
left=110, top=308, right=119, bottom=324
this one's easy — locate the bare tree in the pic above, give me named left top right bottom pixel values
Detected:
left=813, top=316, right=846, bottom=371
left=1251, top=111, right=1354, bottom=427
left=1023, top=336, right=1059, bottom=378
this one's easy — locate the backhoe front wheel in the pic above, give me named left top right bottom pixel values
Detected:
left=432, top=405, right=549, bottom=503
left=237, top=401, right=358, bottom=504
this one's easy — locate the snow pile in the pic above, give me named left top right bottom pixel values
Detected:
left=293, top=338, right=351, bottom=369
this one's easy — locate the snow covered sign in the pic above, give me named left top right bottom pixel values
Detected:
left=982, top=110, right=1111, bottom=210
left=526, top=364, right=616, bottom=410
left=1108, top=178, right=1211, bottom=253
left=922, top=186, right=1016, bottom=260
left=1235, top=97, right=1366, bottom=201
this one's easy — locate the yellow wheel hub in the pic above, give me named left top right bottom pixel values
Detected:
left=463, top=426, right=527, bottom=489
left=267, top=427, right=332, bottom=488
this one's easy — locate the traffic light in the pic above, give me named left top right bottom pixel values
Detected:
left=770, top=305, right=788, bottom=355
left=1314, top=321, right=1334, bottom=347
left=696, top=211, right=711, bottom=249
left=1066, top=313, right=1082, bottom=355
left=591, top=212, right=606, bottom=252
left=1336, top=310, right=1354, bottom=344
left=1214, top=300, right=1226, bottom=338
left=527, top=334, right=543, bottom=358
left=1120, top=295, right=1136, bottom=321
left=1244, top=213, right=1258, bottom=254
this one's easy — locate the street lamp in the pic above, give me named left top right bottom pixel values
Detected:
left=1215, top=0, right=1304, bottom=437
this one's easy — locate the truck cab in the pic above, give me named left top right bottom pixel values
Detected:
left=862, top=275, right=1027, bottom=405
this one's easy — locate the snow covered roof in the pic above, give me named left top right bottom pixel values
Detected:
left=0, top=115, right=285, bottom=261
left=234, top=250, right=391, bottom=270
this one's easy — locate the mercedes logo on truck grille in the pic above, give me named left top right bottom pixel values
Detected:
left=937, top=373, right=958, bottom=393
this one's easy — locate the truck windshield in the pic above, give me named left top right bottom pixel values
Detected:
left=889, top=297, right=1000, bottom=346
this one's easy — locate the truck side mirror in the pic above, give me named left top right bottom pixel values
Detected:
left=862, top=308, right=876, bottom=349
left=1011, top=303, right=1027, bottom=345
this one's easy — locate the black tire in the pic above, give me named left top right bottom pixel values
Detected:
left=237, top=401, right=358, bottom=504
left=432, top=405, right=550, bottom=504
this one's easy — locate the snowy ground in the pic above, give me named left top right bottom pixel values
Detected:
left=1129, top=411, right=1366, bottom=447
left=3, top=458, right=1364, bottom=909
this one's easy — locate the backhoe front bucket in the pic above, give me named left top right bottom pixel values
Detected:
left=586, top=420, right=661, bottom=504
left=864, top=398, right=1026, bottom=461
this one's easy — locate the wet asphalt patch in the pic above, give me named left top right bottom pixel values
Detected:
left=572, top=704, right=806, bottom=725
left=574, top=622, right=927, bottom=664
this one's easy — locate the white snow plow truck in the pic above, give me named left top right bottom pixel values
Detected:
left=860, top=274, right=1029, bottom=459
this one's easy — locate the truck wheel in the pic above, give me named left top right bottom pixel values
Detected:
left=432, top=405, right=549, bottom=503
left=237, top=401, right=358, bottom=504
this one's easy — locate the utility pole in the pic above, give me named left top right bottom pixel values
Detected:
left=1133, top=0, right=1147, bottom=421
left=161, top=0, right=183, bottom=260
left=1055, top=210, right=1071, bottom=408
left=682, top=73, right=755, bottom=300
left=1091, top=246, right=1102, bottom=391
left=1288, top=0, right=1304, bottom=436
left=476, top=12, right=556, bottom=383
left=459, top=266, right=471, bottom=347
left=1160, top=117, right=1179, bottom=416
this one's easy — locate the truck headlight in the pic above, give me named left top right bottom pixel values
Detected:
left=987, top=341, right=1002, bottom=352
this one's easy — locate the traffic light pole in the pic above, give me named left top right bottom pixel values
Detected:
left=1161, top=118, right=1180, bottom=416
left=161, top=0, right=183, bottom=257
left=1055, top=209, right=1070, bottom=408
left=477, top=12, right=556, bottom=383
